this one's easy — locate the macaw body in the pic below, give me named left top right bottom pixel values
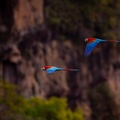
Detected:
left=85, top=38, right=120, bottom=56
left=41, top=66, right=79, bottom=73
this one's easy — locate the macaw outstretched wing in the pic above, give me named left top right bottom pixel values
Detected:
left=85, top=41, right=100, bottom=56
left=46, top=68, right=56, bottom=73
left=46, top=67, right=61, bottom=73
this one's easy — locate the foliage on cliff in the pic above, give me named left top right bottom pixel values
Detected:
left=0, top=79, right=83, bottom=120
left=45, top=0, right=120, bottom=41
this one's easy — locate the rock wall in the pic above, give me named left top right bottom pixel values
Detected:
left=13, top=0, right=44, bottom=31
left=0, top=0, right=120, bottom=119
left=0, top=33, right=120, bottom=119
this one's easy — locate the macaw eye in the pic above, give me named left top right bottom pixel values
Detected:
left=85, top=38, right=88, bottom=42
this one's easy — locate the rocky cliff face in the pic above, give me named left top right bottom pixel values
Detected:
left=0, top=34, right=120, bottom=119
left=0, top=0, right=44, bottom=43
left=0, top=0, right=120, bottom=119
left=13, top=0, right=44, bottom=31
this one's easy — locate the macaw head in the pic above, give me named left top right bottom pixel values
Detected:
left=41, top=66, right=53, bottom=71
left=41, top=66, right=45, bottom=71
left=85, top=38, right=96, bottom=43
left=85, top=38, right=88, bottom=43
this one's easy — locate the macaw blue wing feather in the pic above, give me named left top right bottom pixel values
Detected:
left=46, top=67, right=63, bottom=73
left=46, top=69, right=55, bottom=73
left=46, top=67, right=56, bottom=73
left=85, top=41, right=100, bottom=56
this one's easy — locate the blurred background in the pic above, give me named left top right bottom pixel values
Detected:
left=0, top=0, right=120, bottom=120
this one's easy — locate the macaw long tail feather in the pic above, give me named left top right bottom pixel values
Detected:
left=116, top=41, right=120, bottom=42
left=63, top=68, right=80, bottom=71
left=106, top=40, right=120, bottom=42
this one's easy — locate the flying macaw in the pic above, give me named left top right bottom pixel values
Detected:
left=85, top=38, right=120, bottom=56
left=41, top=66, right=79, bottom=73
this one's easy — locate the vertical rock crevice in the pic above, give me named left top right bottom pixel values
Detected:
left=0, top=0, right=18, bottom=43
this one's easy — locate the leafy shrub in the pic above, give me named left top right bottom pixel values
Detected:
left=0, top=79, right=83, bottom=120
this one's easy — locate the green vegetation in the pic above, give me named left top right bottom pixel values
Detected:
left=0, top=80, right=83, bottom=120
left=45, top=0, right=120, bottom=41
left=88, top=83, right=120, bottom=120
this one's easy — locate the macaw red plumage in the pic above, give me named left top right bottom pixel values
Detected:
left=85, top=38, right=120, bottom=56
left=41, top=66, right=79, bottom=73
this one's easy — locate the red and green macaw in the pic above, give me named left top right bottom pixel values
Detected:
left=41, top=66, right=79, bottom=73
left=85, top=38, right=120, bottom=56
